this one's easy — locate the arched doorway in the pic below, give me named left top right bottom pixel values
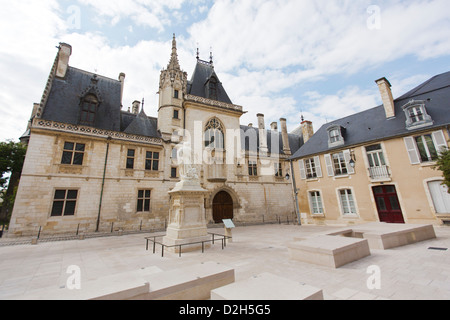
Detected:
left=212, top=191, right=234, bottom=223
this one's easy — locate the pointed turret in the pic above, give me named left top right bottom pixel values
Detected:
left=168, top=33, right=181, bottom=71
left=158, top=34, right=188, bottom=140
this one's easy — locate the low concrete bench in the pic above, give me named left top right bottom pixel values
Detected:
left=328, top=223, right=437, bottom=250
left=13, top=262, right=234, bottom=300
left=136, top=262, right=235, bottom=300
left=14, top=266, right=162, bottom=300
left=211, top=272, right=323, bottom=300
left=288, top=235, right=371, bottom=268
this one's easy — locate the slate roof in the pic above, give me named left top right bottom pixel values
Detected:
left=187, top=60, right=233, bottom=104
left=41, top=66, right=161, bottom=138
left=240, top=125, right=304, bottom=155
left=291, top=71, right=450, bottom=159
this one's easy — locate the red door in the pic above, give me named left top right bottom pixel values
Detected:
left=373, top=186, right=405, bottom=223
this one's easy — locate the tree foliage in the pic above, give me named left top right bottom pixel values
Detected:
left=435, top=148, right=450, bottom=193
left=0, top=140, right=27, bottom=188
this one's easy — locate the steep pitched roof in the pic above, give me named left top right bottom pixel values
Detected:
left=187, top=60, right=233, bottom=104
left=291, top=71, right=450, bottom=159
left=123, top=109, right=160, bottom=138
left=41, top=67, right=122, bottom=132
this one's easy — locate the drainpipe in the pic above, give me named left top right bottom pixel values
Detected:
left=96, top=136, right=111, bottom=232
left=290, top=160, right=301, bottom=225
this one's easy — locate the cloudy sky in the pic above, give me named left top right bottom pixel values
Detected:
left=0, top=0, right=449, bottom=142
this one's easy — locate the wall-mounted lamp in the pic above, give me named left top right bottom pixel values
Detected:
left=349, top=150, right=356, bottom=168
left=285, top=173, right=290, bottom=181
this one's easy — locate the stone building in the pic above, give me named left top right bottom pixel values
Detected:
left=8, top=36, right=303, bottom=236
left=291, top=72, right=450, bottom=226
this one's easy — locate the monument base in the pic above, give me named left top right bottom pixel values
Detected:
left=163, top=234, right=212, bottom=253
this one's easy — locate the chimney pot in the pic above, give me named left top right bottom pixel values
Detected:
left=270, top=122, right=278, bottom=131
left=301, top=120, right=314, bottom=143
left=376, top=77, right=395, bottom=119
left=132, top=100, right=141, bottom=114
left=280, top=118, right=291, bottom=155
left=55, top=43, right=72, bottom=79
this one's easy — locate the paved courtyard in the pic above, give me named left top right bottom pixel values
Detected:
left=0, top=224, right=449, bottom=300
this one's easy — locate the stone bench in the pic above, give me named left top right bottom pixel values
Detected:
left=13, top=266, right=162, bottom=300
left=211, top=272, right=323, bottom=300
left=136, top=262, right=235, bottom=300
left=288, top=235, right=371, bottom=268
left=354, top=223, right=436, bottom=250
left=328, top=223, right=437, bottom=250
left=13, top=262, right=234, bottom=300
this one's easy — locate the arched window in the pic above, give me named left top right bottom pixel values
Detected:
left=204, top=118, right=224, bottom=149
left=80, top=94, right=98, bottom=126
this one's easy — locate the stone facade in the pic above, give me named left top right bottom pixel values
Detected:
left=8, top=37, right=302, bottom=237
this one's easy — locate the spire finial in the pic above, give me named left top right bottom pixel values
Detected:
left=196, top=44, right=199, bottom=60
left=209, top=47, right=213, bottom=65
left=168, top=33, right=180, bottom=70
left=141, top=97, right=145, bottom=113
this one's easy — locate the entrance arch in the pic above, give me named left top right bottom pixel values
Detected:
left=212, top=191, right=234, bottom=223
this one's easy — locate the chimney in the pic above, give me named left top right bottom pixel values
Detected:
left=132, top=100, right=141, bottom=114
left=280, top=118, right=291, bottom=155
left=55, top=43, right=72, bottom=79
left=376, top=77, right=395, bottom=118
left=257, top=114, right=268, bottom=154
left=119, top=73, right=126, bottom=108
left=301, top=120, right=314, bottom=143
left=270, top=122, right=278, bottom=131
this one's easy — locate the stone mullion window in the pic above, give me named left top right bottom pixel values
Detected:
left=61, top=142, right=85, bottom=165
left=145, top=151, right=160, bottom=171
left=51, top=189, right=78, bottom=217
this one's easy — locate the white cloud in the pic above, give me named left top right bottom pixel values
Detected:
left=0, top=0, right=449, bottom=142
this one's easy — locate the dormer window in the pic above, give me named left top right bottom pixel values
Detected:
left=402, top=100, right=433, bottom=130
left=327, top=125, right=345, bottom=148
left=80, top=94, right=98, bottom=126
left=208, top=77, right=218, bottom=100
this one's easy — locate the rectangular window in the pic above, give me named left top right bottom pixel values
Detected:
left=305, top=158, right=317, bottom=179
left=174, top=90, right=179, bottom=99
left=408, top=106, right=425, bottom=123
left=332, top=152, right=348, bottom=175
left=274, top=163, right=282, bottom=177
left=173, top=109, right=179, bottom=119
left=137, top=190, right=151, bottom=212
left=171, top=167, right=177, bottom=178
left=51, top=189, right=78, bottom=217
left=309, top=191, right=324, bottom=215
left=126, top=149, right=135, bottom=169
left=415, top=135, right=438, bottom=162
left=145, top=151, right=160, bottom=171
left=339, top=189, right=357, bottom=216
left=366, top=144, right=386, bottom=167
left=248, top=161, right=258, bottom=176
left=61, top=142, right=85, bottom=165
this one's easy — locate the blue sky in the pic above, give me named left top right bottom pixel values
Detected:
left=0, top=0, right=449, bottom=142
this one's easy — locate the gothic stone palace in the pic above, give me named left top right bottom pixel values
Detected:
left=9, top=36, right=306, bottom=236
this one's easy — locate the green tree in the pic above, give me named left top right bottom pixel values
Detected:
left=0, top=141, right=27, bottom=224
left=435, top=148, right=450, bottom=193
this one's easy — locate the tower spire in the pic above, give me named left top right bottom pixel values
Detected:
left=168, top=33, right=180, bottom=70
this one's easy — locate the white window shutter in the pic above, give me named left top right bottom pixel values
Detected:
left=299, top=160, right=306, bottom=180
left=404, top=136, right=420, bottom=164
left=324, top=154, right=334, bottom=177
left=343, top=150, right=355, bottom=174
left=314, top=156, right=323, bottom=178
left=432, top=130, right=448, bottom=154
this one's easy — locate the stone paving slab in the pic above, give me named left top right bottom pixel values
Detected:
left=0, top=224, right=449, bottom=300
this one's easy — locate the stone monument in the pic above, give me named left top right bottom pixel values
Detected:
left=163, top=140, right=210, bottom=253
